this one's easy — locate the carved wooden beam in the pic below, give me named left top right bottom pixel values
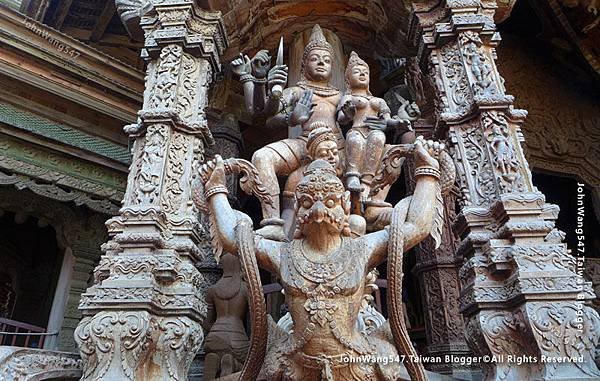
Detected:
left=90, top=1, right=116, bottom=42
left=48, top=0, right=73, bottom=30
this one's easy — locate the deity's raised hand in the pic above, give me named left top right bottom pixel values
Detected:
left=251, top=50, right=271, bottom=79
left=290, top=89, right=314, bottom=125
left=231, top=53, right=251, bottom=77
left=413, top=136, right=443, bottom=170
left=267, top=64, right=288, bottom=92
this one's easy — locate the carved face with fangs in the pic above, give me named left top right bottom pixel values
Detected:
left=294, top=160, right=351, bottom=239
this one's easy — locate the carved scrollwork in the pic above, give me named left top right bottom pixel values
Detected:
left=439, top=41, right=473, bottom=120
left=527, top=302, right=600, bottom=378
left=480, top=309, right=542, bottom=380
left=0, top=347, right=82, bottom=381
left=454, top=122, right=497, bottom=206
left=149, top=45, right=183, bottom=111
left=153, top=317, right=204, bottom=380
left=75, top=311, right=151, bottom=381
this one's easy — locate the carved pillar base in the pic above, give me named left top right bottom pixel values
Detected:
left=76, top=312, right=202, bottom=380
left=458, top=194, right=600, bottom=380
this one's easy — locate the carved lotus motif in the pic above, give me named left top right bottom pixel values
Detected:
left=304, top=297, right=338, bottom=327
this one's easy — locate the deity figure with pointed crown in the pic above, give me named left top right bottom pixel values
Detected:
left=232, top=25, right=343, bottom=241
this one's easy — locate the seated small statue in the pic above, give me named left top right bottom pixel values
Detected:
left=337, top=52, right=415, bottom=201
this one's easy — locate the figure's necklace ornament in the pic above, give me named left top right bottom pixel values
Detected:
left=297, top=81, right=339, bottom=97
left=294, top=240, right=346, bottom=284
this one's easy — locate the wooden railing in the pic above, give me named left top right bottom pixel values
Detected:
left=0, top=318, right=51, bottom=349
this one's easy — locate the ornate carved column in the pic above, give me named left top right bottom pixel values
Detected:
left=206, top=111, right=244, bottom=206
left=413, top=192, right=473, bottom=379
left=409, top=1, right=600, bottom=380
left=74, top=2, right=227, bottom=380
left=387, top=65, right=473, bottom=378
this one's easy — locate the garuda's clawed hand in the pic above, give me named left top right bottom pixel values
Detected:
left=203, top=155, right=228, bottom=194
left=414, top=136, right=443, bottom=170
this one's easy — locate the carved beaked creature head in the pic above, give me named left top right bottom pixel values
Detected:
left=345, top=51, right=371, bottom=94
left=306, top=122, right=339, bottom=169
left=301, top=25, right=335, bottom=83
left=294, top=160, right=351, bottom=239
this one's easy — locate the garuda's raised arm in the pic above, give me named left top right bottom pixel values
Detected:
left=364, top=137, right=448, bottom=268
left=200, top=155, right=282, bottom=274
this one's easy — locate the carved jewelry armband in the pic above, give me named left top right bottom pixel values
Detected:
left=253, top=77, right=267, bottom=84
left=204, top=185, right=229, bottom=199
left=414, top=166, right=440, bottom=180
left=240, top=74, right=254, bottom=83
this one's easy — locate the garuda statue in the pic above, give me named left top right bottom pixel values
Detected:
left=196, top=24, right=456, bottom=381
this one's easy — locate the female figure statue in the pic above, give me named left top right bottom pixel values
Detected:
left=337, top=52, right=391, bottom=199
left=337, top=52, right=414, bottom=201
left=202, top=253, right=249, bottom=380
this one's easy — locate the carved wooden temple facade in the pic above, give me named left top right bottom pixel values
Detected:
left=0, top=0, right=598, bottom=380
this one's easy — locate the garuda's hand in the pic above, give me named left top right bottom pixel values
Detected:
left=204, top=155, right=228, bottom=192
left=414, top=136, right=442, bottom=170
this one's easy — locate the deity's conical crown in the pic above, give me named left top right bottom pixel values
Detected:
left=345, top=51, right=369, bottom=78
left=296, top=159, right=344, bottom=196
left=302, top=25, right=334, bottom=64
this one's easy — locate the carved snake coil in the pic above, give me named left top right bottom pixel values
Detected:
left=388, top=200, right=428, bottom=381
left=236, top=218, right=267, bottom=381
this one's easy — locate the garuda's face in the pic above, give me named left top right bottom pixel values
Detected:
left=295, top=185, right=349, bottom=236
left=304, top=49, right=332, bottom=82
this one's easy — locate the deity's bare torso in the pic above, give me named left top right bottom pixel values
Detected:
left=343, top=93, right=389, bottom=137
